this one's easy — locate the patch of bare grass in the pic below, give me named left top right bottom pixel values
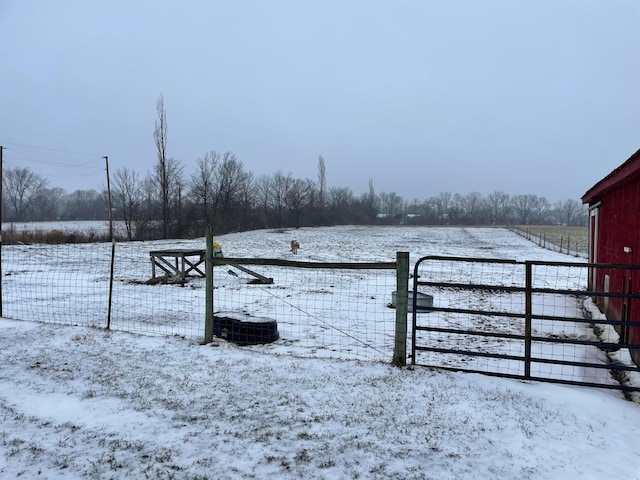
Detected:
left=512, top=225, right=588, bottom=256
left=2, top=224, right=111, bottom=245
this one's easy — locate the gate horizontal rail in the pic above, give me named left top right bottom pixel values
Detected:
left=411, top=256, right=640, bottom=394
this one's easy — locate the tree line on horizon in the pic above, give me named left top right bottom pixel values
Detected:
left=3, top=95, right=587, bottom=240
left=0, top=160, right=588, bottom=240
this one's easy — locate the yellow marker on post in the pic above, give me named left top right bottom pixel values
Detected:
left=213, top=241, right=223, bottom=258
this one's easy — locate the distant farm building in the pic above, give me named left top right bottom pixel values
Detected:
left=581, top=147, right=640, bottom=364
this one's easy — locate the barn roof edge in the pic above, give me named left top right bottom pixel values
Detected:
left=581, top=148, right=640, bottom=204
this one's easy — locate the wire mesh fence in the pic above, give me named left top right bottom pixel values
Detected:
left=3, top=243, right=112, bottom=327
left=2, top=242, right=399, bottom=362
left=2, top=242, right=205, bottom=338
left=209, top=258, right=398, bottom=360
left=509, top=225, right=588, bottom=258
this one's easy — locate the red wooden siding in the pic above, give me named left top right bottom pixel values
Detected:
left=582, top=148, right=640, bottom=365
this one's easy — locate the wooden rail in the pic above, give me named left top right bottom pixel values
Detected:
left=150, top=250, right=206, bottom=280
left=149, top=250, right=299, bottom=283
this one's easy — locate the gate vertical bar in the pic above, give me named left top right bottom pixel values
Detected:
left=392, top=251, right=409, bottom=366
left=204, top=227, right=214, bottom=344
left=524, top=262, right=532, bottom=379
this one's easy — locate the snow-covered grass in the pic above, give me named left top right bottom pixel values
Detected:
left=1, top=226, right=640, bottom=479
left=2, top=319, right=640, bottom=479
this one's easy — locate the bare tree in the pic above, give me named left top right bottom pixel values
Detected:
left=217, top=153, right=244, bottom=206
left=64, top=189, right=106, bottom=220
left=3, top=167, right=48, bottom=221
left=328, top=186, right=355, bottom=224
left=255, top=175, right=272, bottom=228
left=135, top=174, right=158, bottom=239
left=378, top=191, right=404, bottom=221
left=449, top=193, right=465, bottom=223
left=31, top=187, right=65, bottom=221
left=530, top=195, right=551, bottom=224
left=189, top=150, right=220, bottom=227
left=285, top=178, right=312, bottom=227
left=154, top=93, right=170, bottom=238
left=461, top=192, right=488, bottom=224
left=419, top=197, right=440, bottom=224
left=359, top=179, right=378, bottom=221
left=216, top=152, right=247, bottom=230
left=113, top=167, right=141, bottom=240
left=436, top=192, right=452, bottom=224
left=317, top=155, right=326, bottom=209
left=152, top=94, right=184, bottom=237
left=304, top=178, right=318, bottom=217
left=269, top=170, right=293, bottom=228
left=405, top=199, right=423, bottom=224
left=172, top=164, right=186, bottom=236
left=236, top=170, right=257, bottom=230
left=512, top=194, right=536, bottom=225
left=487, top=191, right=511, bottom=225
left=559, top=199, right=584, bottom=226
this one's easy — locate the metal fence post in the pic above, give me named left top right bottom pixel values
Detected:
left=204, top=227, right=214, bottom=344
left=524, top=262, right=532, bottom=379
left=392, top=251, right=410, bottom=366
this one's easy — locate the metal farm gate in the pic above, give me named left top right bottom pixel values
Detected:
left=410, top=256, right=640, bottom=395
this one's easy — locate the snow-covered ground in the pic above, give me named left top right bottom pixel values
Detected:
left=1, top=226, right=640, bottom=479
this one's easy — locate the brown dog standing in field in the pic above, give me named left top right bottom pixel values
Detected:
left=290, top=240, right=300, bottom=254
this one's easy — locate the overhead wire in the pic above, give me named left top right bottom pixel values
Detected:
left=3, top=147, right=102, bottom=167
left=0, top=141, right=107, bottom=188
left=0, top=141, right=104, bottom=159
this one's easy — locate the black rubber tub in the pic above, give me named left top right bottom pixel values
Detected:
left=213, top=311, right=279, bottom=344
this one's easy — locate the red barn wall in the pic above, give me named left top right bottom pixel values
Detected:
left=594, top=178, right=640, bottom=364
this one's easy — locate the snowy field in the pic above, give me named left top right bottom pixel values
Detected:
left=3, top=220, right=112, bottom=235
left=3, top=225, right=595, bottom=364
left=1, top=226, right=640, bottom=479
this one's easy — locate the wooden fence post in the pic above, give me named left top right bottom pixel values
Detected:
left=204, top=226, right=214, bottom=344
left=392, top=251, right=409, bottom=366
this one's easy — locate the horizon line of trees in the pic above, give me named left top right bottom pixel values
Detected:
left=3, top=94, right=587, bottom=239
left=1, top=160, right=588, bottom=240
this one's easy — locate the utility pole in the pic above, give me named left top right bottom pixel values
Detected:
left=105, top=156, right=115, bottom=329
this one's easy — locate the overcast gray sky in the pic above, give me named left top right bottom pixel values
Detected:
left=1, top=0, right=638, bottom=203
